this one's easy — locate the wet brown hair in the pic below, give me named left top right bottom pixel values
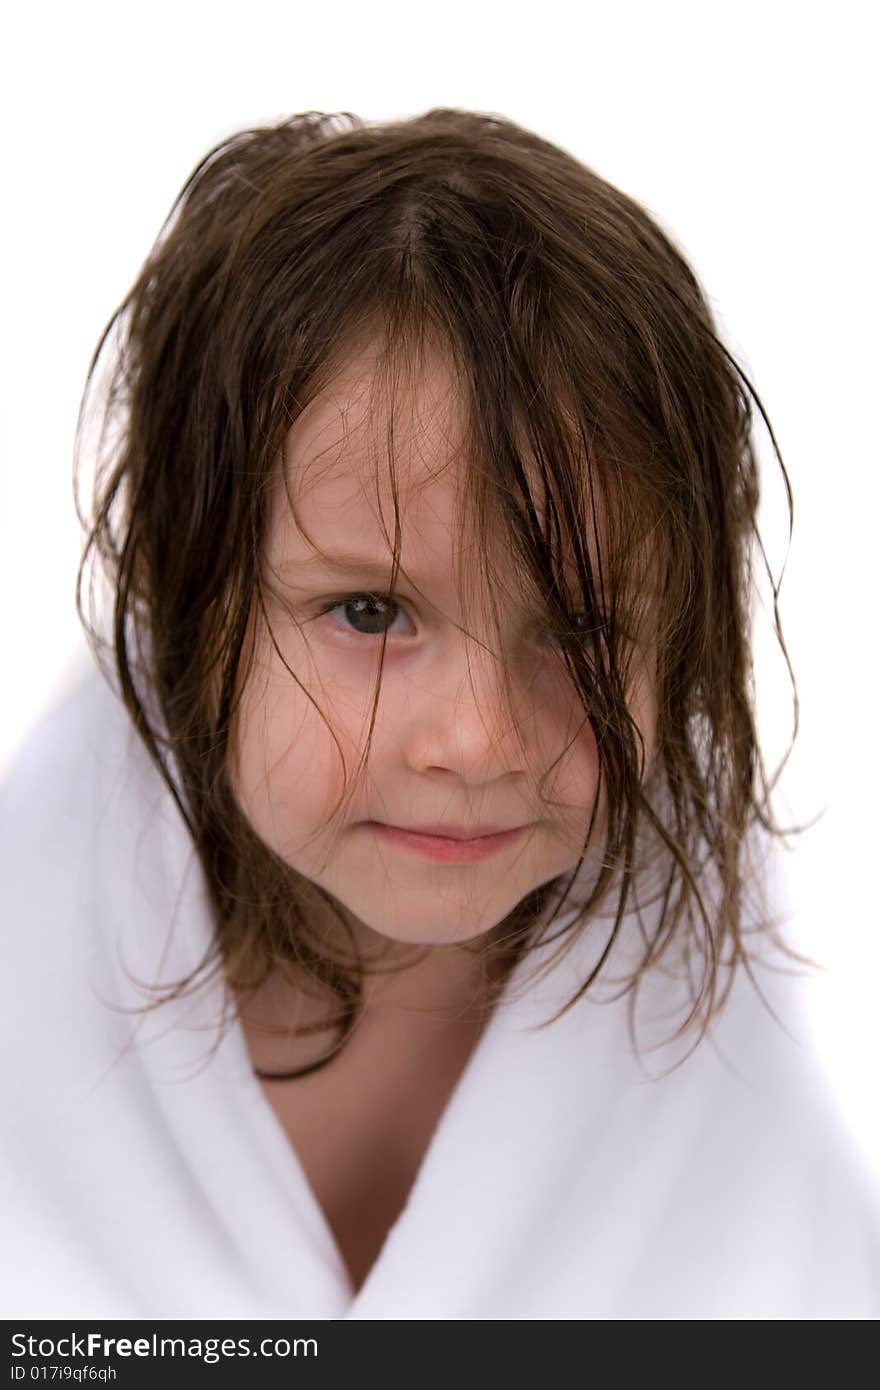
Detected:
left=75, top=107, right=809, bottom=1079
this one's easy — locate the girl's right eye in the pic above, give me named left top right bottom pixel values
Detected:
left=321, top=594, right=412, bottom=638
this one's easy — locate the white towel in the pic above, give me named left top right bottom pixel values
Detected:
left=2, top=670, right=878, bottom=1319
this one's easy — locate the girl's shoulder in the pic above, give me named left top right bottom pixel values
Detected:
left=2, top=661, right=134, bottom=815
left=1, top=655, right=183, bottom=863
left=1, top=661, right=196, bottom=973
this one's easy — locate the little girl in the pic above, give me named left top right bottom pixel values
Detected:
left=2, top=108, right=877, bottom=1320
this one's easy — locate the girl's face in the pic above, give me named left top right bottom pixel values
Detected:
left=231, top=342, right=657, bottom=952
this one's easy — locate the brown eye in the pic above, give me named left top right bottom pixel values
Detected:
left=325, top=594, right=409, bottom=637
left=552, top=612, right=603, bottom=647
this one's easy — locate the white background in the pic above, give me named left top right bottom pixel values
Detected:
left=2, top=2, right=877, bottom=1185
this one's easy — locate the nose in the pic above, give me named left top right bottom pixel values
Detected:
left=402, top=633, right=528, bottom=785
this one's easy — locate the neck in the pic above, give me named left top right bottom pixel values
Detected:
left=234, top=900, right=537, bottom=1080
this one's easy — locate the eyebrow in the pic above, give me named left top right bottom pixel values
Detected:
left=278, top=551, right=414, bottom=583
left=277, top=550, right=619, bottom=614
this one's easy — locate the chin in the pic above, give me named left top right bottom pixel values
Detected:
left=329, top=887, right=523, bottom=951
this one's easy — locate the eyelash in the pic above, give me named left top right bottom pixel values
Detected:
left=317, top=592, right=603, bottom=647
left=319, top=593, right=413, bottom=639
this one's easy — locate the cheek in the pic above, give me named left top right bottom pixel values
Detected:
left=526, top=654, right=657, bottom=832
left=541, top=719, right=604, bottom=827
left=229, top=632, right=368, bottom=852
left=525, top=661, right=604, bottom=820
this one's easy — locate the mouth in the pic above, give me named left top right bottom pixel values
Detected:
left=367, top=822, right=531, bottom=864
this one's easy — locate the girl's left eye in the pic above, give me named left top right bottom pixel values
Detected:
left=548, top=612, right=605, bottom=648
left=318, top=593, right=607, bottom=647
left=322, top=594, right=412, bottom=638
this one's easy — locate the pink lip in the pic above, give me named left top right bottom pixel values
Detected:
left=369, top=822, right=530, bottom=864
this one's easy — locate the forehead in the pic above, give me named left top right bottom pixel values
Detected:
left=269, top=341, right=497, bottom=583
left=268, top=339, right=605, bottom=598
